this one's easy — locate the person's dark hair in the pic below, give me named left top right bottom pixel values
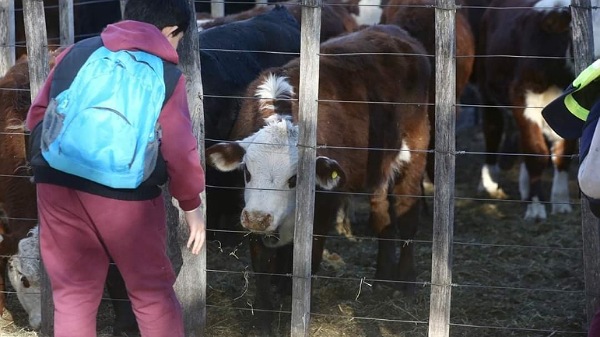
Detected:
left=124, top=0, right=191, bottom=36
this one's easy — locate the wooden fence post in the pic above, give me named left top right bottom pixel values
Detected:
left=170, top=0, right=206, bottom=336
left=211, top=0, right=224, bottom=18
left=120, top=0, right=126, bottom=17
left=23, top=1, right=52, bottom=335
left=571, top=0, right=600, bottom=329
left=58, top=0, right=73, bottom=46
left=0, top=0, right=15, bottom=75
left=291, top=0, right=321, bottom=336
left=428, top=0, right=456, bottom=336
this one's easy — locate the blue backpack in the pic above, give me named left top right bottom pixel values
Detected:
left=40, top=39, right=180, bottom=189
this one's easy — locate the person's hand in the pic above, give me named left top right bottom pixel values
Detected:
left=184, top=206, right=206, bottom=255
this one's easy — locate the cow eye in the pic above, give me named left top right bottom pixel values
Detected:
left=21, top=276, right=30, bottom=288
left=243, top=163, right=251, bottom=183
left=288, top=175, right=297, bottom=188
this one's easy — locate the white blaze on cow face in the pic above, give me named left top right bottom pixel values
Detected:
left=238, top=116, right=299, bottom=247
left=7, top=226, right=41, bottom=330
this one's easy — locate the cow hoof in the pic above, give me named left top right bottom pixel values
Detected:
left=478, top=164, right=507, bottom=199
left=524, top=200, right=547, bottom=221
left=552, top=202, right=573, bottom=214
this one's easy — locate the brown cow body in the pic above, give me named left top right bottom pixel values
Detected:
left=380, top=0, right=475, bottom=182
left=475, top=0, right=577, bottom=220
left=206, top=24, right=430, bottom=334
left=0, top=56, right=38, bottom=320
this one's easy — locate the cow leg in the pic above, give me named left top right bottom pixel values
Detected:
left=248, top=235, right=277, bottom=335
left=478, top=100, right=508, bottom=199
left=394, top=201, right=420, bottom=295
left=390, top=175, right=423, bottom=295
left=369, top=186, right=395, bottom=285
left=105, top=263, right=139, bottom=336
left=0, top=258, right=7, bottom=318
left=274, top=244, right=293, bottom=296
left=550, top=138, right=576, bottom=214
left=513, top=94, right=550, bottom=221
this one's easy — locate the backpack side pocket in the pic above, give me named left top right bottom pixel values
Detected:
left=40, top=98, right=64, bottom=152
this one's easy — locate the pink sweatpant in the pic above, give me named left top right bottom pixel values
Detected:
left=590, top=308, right=600, bottom=337
left=36, top=183, right=184, bottom=337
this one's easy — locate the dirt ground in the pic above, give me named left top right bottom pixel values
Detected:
left=1, top=108, right=587, bottom=336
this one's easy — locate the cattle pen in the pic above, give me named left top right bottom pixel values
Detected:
left=0, top=0, right=599, bottom=337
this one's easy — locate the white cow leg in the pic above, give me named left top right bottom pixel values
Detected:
left=551, top=168, right=572, bottom=214
left=479, top=163, right=507, bottom=199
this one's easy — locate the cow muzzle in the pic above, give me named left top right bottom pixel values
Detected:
left=241, top=209, right=273, bottom=232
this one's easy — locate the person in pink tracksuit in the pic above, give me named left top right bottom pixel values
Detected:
left=25, top=0, right=205, bottom=336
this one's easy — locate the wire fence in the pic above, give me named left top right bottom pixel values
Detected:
left=0, top=0, right=597, bottom=336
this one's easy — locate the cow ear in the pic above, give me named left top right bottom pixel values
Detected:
left=206, top=142, right=245, bottom=172
left=542, top=9, right=571, bottom=34
left=315, top=156, right=346, bottom=190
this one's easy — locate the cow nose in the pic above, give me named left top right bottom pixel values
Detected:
left=241, top=210, right=273, bottom=232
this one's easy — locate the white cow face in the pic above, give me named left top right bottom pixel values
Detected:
left=206, top=115, right=345, bottom=247
left=7, top=226, right=41, bottom=330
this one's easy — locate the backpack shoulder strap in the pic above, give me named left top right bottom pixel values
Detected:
left=162, top=62, right=182, bottom=105
left=52, top=36, right=182, bottom=104
left=50, top=36, right=104, bottom=98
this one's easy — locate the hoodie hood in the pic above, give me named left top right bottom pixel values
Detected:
left=101, top=20, right=179, bottom=64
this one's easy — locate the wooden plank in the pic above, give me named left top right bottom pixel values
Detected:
left=291, top=0, right=321, bottom=336
left=23, top=0, right=49, bottom=100
left=23, top=1, right=52, bottom=334
left=428, top=0, right=456, bottom=336
left=0, top=0, right=15, bottom=74
left=571, top=0, right=600, bottom=328
left=170, top=1, right=206, bottom=336
left=211, top=0, right=224, bottom=18
left=120, top=0, right=126, bottom=17
left=58, top=0, right=73, bottom=46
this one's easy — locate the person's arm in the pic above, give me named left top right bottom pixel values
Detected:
left=158, top=75, right=206, bottom=253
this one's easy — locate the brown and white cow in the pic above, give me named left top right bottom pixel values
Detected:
left=475, top=0, right=581, bottom=220
left=206, top=24, right=430, bottom=333
left=380, top=0, right=475, bottom=182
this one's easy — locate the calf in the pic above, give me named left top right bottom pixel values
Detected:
left=380, top=0, right=475, bottom=182
left=206, top=24, right=430, bottom=333
left=7, top=225, right=40, bottom=330
left=475, top=0, right=578, bottom=220
left=199, top=6, right=302, bottom=245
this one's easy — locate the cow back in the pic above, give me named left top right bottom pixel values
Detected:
left=477, top=0, right=573, bottom=103
left=200, top=1, right=359, bottom=42
left=233, top=24, right=431, bottom=191
left=199, top=5, right=301, bottom=143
